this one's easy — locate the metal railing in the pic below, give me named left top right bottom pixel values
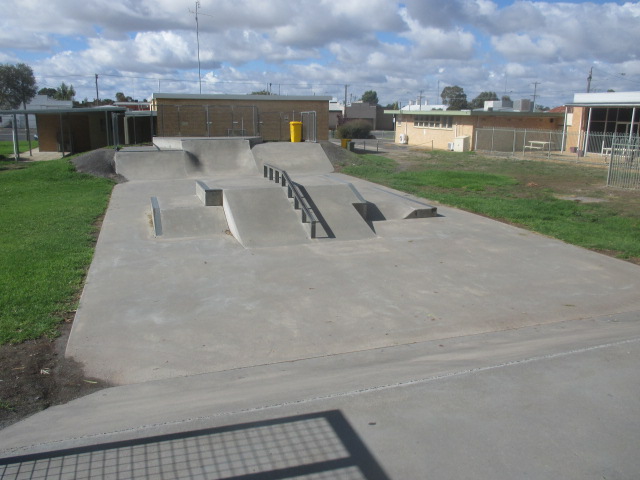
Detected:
left=607, top=136, right=640, bottom=189
left=263, top=163, right=318, bottom=238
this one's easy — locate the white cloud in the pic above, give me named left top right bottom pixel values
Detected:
left=2, top=0, right=638, bottom=109
left=400, top=8, right=476, bottom=60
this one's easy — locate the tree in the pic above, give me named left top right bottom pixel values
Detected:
left=361, top=90, right=379, bottom=105
left=385, top=101, right=399, bottom=110
left=38, top=87, right=57, bottom=98
left=440, top=85, right=468, bottom=110
left=469, top=91, right=499, bottom=110
left=0, top=63, right=38, bottom=109
left=250, top=90, right=270, bottom=95
left=54, top=82, right=75, bottom=100
left=115, top=92, right=135, bottom=102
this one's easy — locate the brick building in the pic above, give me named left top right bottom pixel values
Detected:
left=151, top=94, right=331, bottom=142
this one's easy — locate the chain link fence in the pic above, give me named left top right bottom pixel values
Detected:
left=475, top=127, right=640, bottom=189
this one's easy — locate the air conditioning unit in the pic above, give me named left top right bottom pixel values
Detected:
left=447, top=142, right=454, bottom=151
left=399, top=133, right=408, bottom=144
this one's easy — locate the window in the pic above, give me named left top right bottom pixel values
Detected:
left=413, top=116, right=452, bottom=129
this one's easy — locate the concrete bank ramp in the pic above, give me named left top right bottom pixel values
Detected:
left=182, top=138, right=259, bottom=177
left=115, top=148, right=187, bottom=181
left=301, top=183, right=376, bottom=240
left=115, top=139, right=260, bottom=181
left=252, top=142, right=334, bottom=175
left=223, top=186, right=310, bottom=248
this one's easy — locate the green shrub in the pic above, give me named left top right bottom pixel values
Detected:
left=336, top=120, right=372, bottom=139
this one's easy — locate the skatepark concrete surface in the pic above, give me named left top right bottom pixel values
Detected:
left=1, top=138, right=639, bottom=479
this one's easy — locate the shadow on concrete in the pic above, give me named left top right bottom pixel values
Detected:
left=0, top=411, right=390, bottom=480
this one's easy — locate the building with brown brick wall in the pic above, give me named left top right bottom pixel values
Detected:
left=151, top=94, right=331, bottom=142
left=384, top=106, right=564, bottom=151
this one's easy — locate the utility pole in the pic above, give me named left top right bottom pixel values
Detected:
left=188, top=2, right=202, bottom=94
left=95, top=74, right=100, bottom=104
left=344, top=84, right=349, bottom=120
left=195, top=1, right=201, bottom=93
left=587, top=67, right=593, bottom=93
left=531, top=82, right=540, bottom=111
left=418, top=90, right=423, bottom=110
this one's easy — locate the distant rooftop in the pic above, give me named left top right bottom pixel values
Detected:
left=401, top=104, right=447, bottom=112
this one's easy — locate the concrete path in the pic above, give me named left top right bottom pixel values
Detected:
left=1, top=140, right=639, bottom=479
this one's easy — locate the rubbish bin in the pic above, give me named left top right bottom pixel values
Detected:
left=290, top=121, right=303, bottom=142
left=340, top=138, right=351, bottom=149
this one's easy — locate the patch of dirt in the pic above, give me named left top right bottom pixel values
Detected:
left=319, top=141, right=359, bottom=169
left=0, top=322, right=109, bottom=430
left=71, top=147, right=127, bottom=183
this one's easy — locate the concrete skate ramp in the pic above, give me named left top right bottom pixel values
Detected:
left=302, top=183, right=376, bottom=240
left=182, top=138, right=259, bottom=177
left=359, top=185, right=438, bottom=220
left=153, top=195, right=230, bottom=239
left=252, top=142, right=334, bottom=175
left=115, top=150, right=187, bottom=181
left=223, top=186, right=310, bottom=248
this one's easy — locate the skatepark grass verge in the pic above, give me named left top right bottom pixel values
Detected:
left=0, top=157, right=114, bottom=344
left=341, top=152, right=640, bottom=262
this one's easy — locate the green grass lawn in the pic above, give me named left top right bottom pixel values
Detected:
left=0, top=140, right=39, bottom=157
left=342, top=152, right=640, bottom=260
left=0, top=158, right=114, bottom=344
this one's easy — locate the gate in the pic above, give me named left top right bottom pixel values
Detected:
left=300, top=111, right=317, bottom=142
left=607, top=135, right=640, bottom=189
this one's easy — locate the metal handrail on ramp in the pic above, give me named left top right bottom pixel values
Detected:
left=263, top=163, right=317, bottom=238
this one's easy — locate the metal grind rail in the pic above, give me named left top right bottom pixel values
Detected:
left=263, top=163, right=318, bottom=238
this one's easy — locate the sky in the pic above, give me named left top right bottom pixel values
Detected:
left=1, top=0, right=639, bottom=108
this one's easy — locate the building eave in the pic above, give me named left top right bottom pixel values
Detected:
left=152, top=93, right=332, bottom=102
left=0, top=107, right=126, bottom=115
left=385, top=109, right=563, bottom=118
left=566, top=102, right=640, bottom=108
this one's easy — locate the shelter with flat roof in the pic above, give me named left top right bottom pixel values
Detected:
left=0, top=106, right=126, bottom=155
